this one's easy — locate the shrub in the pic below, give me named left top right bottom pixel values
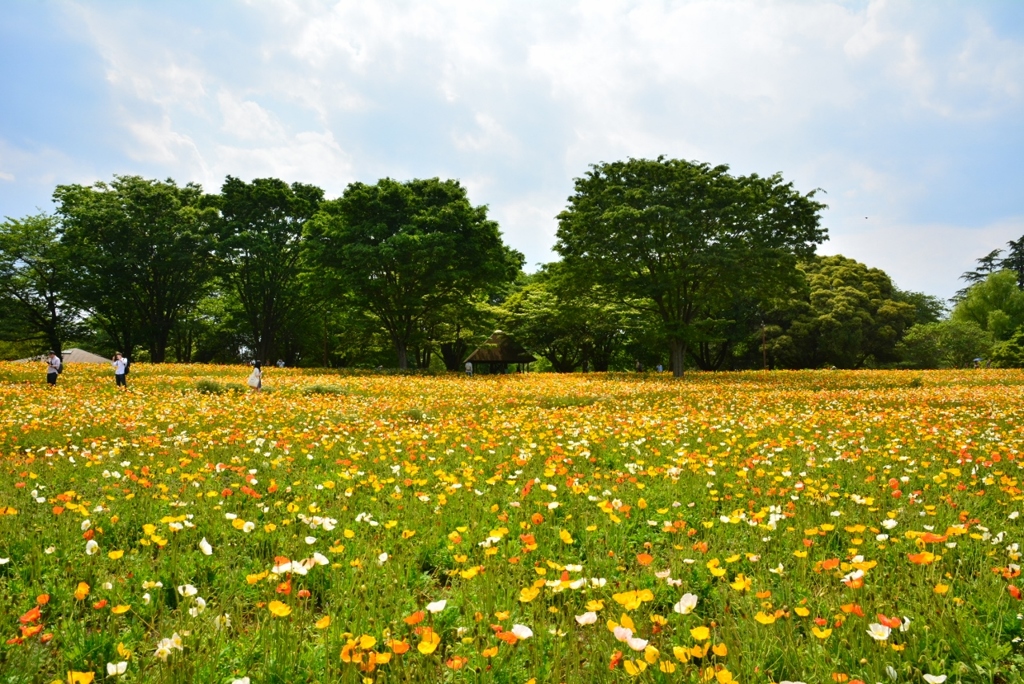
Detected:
left=194, top=379, right=226, bottom=394
left=304, top=384, right=347, bottom=395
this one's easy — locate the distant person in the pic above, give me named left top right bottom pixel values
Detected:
left=465, top=361, right=473, bottom=376
left=656, top=364, right=663, bottom=372
left=276, top=359, right=285, bottom=368
left=112, top=352, right=128, bottom=389
left=635, top=360, right=644, bottom=373
left=45, top=351, right=61, bottom=386
left=248, top=360, right=263, bottom=392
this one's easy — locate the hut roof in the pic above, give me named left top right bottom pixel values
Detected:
left=464, top=331, right=535, bottom=364
left=14, top=348, right=111, bottom=364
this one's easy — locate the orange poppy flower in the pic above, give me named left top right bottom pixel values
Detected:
left=19, top=607, right=41, bottom=624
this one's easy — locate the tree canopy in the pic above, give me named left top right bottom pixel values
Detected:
left=555, top=157, right=827, bottom=376
left=951, top=270, right=1024, bottom=341
left=1, top=162, right=987, bottom=371
left=0, top=214, right=81, bottom=358
left=217, top=176, right=324, bottom=362
left=764, top=255, right=918, bottom=369
left=309, top=177, right=522, bottom=369
left=54, top=176, right=217, bottom=362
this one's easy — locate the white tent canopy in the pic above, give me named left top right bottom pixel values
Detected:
left=15, top=348, right=111, bottom=364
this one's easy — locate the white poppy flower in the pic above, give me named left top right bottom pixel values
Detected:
left=673, top=593, right=698, bottom=615
left=866, top=623, right=891, bottom=641
left=199, top=538, right=213, bottom=555
left=575, top=611, right=598, bottom=625
left=106, top=661, right=128, bottom=676
left=510, top=624, right=533, bottom=639
left=613, top=625, right=633, bottom=642
left=626, top=636, right=648, bottom=651
left=426, top=599, right=447, bottom=613
left=188, top=597, right=207, bottom=617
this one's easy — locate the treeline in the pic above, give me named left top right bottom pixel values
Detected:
left=1, top=158, right=1022, bottom=372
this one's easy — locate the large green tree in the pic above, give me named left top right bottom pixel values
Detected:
left=310, top=177, right=522, bottom=369
left=951, top=270, right=1024, bottom=341
left=0, top=214, right=82, bottom=358
left=503, top=264, right=630, bottom=372
left=897, top=320, right=992, bottom=369
left=54, top=176, right=217, bottom=361
left=216, top=177, right=324, bottom=363
left=765, top=255, right=917, bottom=368
left=555, top=157, right=826, bottom=376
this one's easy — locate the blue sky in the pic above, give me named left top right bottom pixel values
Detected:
left=1, top=0, right=1023, bottom=300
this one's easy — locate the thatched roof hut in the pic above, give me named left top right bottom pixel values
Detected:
left=464, top=331, right=535, bottom=371
left=15, top=348, right=110, bottom=364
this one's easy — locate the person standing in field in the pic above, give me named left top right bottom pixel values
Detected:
left=248, top=360, right=263, bottom=392
left=45, top=351, right=61, bottom=386
left=112, top=352, right=128, bottom=389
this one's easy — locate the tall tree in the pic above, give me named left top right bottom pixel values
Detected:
left=555, top=157, right=826, bottom=376
left=764, top=255, right=918, bottom=368
left=217, top=177, right=324, bottom=363
left=897, top=320, right=992, bottom=369
left=0, top=214, right=82, bottom=357
left=54, top=176, right=217, bottom=361
left=309, top=177, right=522, bottom=369
left=956, top=248, right=1005, bottom=300
left=951, top=270, right=1024, bottom=341
left=1003, top=236, right=1024, bottom=289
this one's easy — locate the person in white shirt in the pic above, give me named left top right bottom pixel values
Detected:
left=112, top=352, right=128, bottom=388
left=248, top=360, right=263, bottom=392
left=45, top=351, right=61, bottom=385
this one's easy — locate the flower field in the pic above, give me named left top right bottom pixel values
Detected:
left=2, top=364, right=1024, bottom=684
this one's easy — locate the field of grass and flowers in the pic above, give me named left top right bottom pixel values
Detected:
left=2, top=363, right=1024, bottom=684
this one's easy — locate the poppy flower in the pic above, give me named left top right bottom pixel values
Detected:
left=268, top=601, right=291, bottom=617
left=417, top=628, right=440, bottom=655
left=866, top=623, right=891, bottom=641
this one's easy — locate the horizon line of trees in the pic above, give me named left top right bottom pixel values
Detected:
left=2, top=159, right=1023, bottom=373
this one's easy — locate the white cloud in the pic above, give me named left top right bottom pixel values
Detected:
left=0, top=138, right=96, bottom=196
left=217, top=91, right=286, bottom=142
left=822, top=217, right=1024, bottom=300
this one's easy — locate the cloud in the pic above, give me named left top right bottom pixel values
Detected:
left=0, top=138, right=98, bottom=212
left=822, top=216, right=1024, bottom=300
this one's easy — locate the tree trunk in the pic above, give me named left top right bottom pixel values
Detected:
left=150, top=330, right=169, bottom=363
left=440, top=338, right=469, bottom=371
left=396, top=339, right=409, bottom=369
left=46, top=329, right=63, bottom=361
left=670, top=338, right=686, bottom=377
